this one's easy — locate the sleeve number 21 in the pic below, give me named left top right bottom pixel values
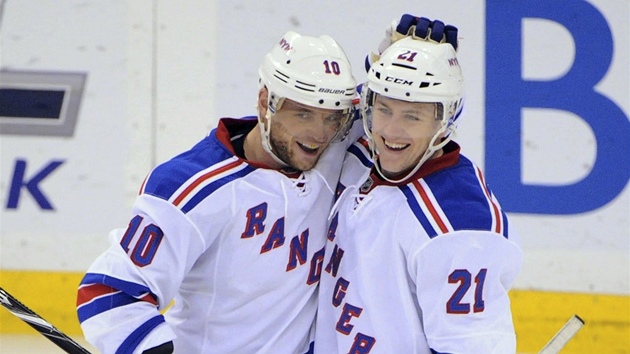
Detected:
left=446, top=268, right=487, bottom=314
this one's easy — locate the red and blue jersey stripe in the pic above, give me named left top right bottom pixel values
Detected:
left=346, top=137, right=373, bottom=168
left=76, top=273, right=159, bottom=323
left=139, top=129, right=255, bottom=213
left=400, top=155, right=508, bottom=239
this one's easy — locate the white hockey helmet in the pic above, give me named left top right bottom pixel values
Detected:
left=362, top=36, right=465, bottom=181
left=259, top=31, right=357, bottom=111
left=257, top=31, right=357, bottom=166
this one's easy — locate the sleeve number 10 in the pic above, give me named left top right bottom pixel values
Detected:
left=120, top=215, right=164, bottom=267
left=446, top=268, right=487, bottom=314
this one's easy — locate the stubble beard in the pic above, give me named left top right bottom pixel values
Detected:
left=270, top=134, right=319, bottom=172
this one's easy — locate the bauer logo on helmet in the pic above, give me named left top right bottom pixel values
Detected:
left=318, top=88, right=347, bottom=94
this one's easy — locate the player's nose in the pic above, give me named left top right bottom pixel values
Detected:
left=381, top=117, right=406, bottom=138
left=309, top=116, right=335, bottom=143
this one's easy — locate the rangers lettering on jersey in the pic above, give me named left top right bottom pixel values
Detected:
left=324, top=219, right=377, bottom=353
left=241, top=202, right=325, bottom=284
left=315, top=140, right=523, bottom=354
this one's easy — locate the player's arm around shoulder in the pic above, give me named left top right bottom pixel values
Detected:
left=409, top=228, right=523, bottom=354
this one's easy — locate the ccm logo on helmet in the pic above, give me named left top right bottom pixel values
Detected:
left=319, top=88, right=346, bottom=94
left=448, top=57, right=460, bottom=67
left=385, top=76, right=413, bottom=86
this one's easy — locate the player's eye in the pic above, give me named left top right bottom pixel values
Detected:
left=325, top=114, right=343, bottom=123
left=294, top=111, right=312, bottom=119
left=377, top=107, right=392, bottom=116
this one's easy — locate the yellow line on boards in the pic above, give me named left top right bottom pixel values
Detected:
left=1, top=270, right=628, bottom=353
left=0, top=270, right=84, bottom=335
left=511, top=289, right=629, bottom=353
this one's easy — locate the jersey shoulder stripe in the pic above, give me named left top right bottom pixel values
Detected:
left=346, top=137, right=373, bottom=168
left=400, top=179, right=453, bottom=238
left=400, top=155, right=509, bottom=239
left=473, top=163, right=508, bottom=237
left=168, top=157, right=254, bottom=213
left=139, top=133, right=256, bottom=213
left=400, top=183, right=439, bottom=238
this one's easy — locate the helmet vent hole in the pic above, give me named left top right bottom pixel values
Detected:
left=286, top=60, right=291, bottom=64
left=392, top=63, right=417, bottom=70
left=319, top=99, right=324, bottom=104
left=405, top=92, right=410, bottom=97
left=420, top=82, right=430, bottom=88
left=335, top=101, right=340, bottom=106
left=384, top=88, right=389, bottom=92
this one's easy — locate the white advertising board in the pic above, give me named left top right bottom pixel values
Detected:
left=0, top=0, right=628, bottom=299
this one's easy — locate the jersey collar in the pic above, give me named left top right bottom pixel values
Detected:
left=367, top=140, right=461, bottom=189
left=215, top=117, right=301, bottom=175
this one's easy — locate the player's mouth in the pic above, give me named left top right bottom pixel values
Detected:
left=383, top=138, right=409, bottom=151
left=297, top=141, right=321, bottom=155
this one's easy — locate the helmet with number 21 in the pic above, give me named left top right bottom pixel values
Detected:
left=362, top=36, right=465, bottom=181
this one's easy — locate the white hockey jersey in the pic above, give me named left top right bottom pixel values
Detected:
left=315, top=139, right=523, bottom=354
left=77, top=117, right=361, bottom=354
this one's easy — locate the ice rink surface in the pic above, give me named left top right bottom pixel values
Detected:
left=0, top=334, right=98, bottom=353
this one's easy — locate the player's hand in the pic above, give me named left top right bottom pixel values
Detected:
left=365, top=14, right=459, bottom=72
left=391, top=14, right=458, bottom=50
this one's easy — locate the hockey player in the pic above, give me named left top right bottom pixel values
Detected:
left=315, top=17, right=523, bottom=353
left=76, top=31, right=360, bottom=354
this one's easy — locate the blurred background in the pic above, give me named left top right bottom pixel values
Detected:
left=0, top=0, right=628, bottom=352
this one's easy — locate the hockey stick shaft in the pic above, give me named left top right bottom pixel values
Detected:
left=0, top=287, right=92, bottom=354
left=538, top=314, right=585, bottom=354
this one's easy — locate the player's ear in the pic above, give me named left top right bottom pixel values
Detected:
left=257, top=86, right=269, bottom=118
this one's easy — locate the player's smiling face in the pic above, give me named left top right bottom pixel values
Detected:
left=268, top=99, right=346, bottom=171
left=370, top=95, right=440, bottom=178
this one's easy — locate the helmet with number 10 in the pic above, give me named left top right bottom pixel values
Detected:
left=257, top=31, right=357, bottom=167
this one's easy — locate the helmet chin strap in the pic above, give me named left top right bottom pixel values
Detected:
left=257, top=97, right=290, bottom=168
